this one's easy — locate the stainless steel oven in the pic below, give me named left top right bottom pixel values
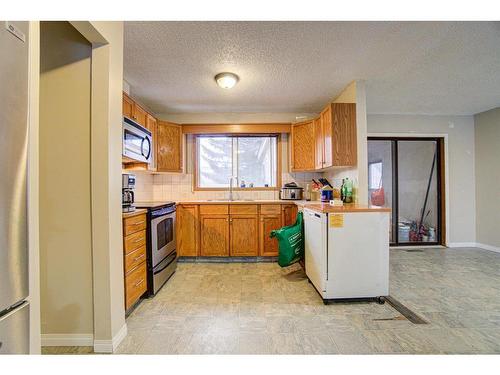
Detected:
left=148, top=203, right=177, bottom=295
left=122, top=117, right=152, bottom=164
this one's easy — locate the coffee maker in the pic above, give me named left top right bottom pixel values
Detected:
left=122, top=174, right=136, bottom=212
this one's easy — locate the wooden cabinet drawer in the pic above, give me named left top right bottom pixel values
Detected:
left=124, top=214, right=147, bottom=236
left=230, top=204, right=258, bottom=215
left=125, top=262, right=147, bottom=310
left=124, top=229, right=146, bottom=254
left=199, top=204, right=229, bottom=215
left=260, top=204, right=281, bottom=215
left=124, top=245, right=146, bottom=274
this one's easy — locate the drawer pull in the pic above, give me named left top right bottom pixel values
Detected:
left=133, top=238, right=143, bottom=243
left=130, top=221, right=145, bottom=226
left=133, top=254, right=145, bottom=262
left=134, top=279, right=145, bottom=287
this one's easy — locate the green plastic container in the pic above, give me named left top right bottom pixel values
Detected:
left=270, top=212, right=304, bottom=267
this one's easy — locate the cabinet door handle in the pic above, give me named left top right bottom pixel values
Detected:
left=134, top=279, right=145, bottom=287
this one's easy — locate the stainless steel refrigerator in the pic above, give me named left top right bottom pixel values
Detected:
left=0, top=21, right=30, bottom=354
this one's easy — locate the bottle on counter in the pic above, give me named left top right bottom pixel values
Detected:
left=344, top=178, right=353, bottom=204
left=305, top=183, right=311, bottom=201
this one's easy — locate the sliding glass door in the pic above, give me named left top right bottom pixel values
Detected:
left=368, top=137, right=444, bottom=246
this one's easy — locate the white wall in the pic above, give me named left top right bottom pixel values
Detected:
left=367, top=114, right=476, bottom=246
left=474, top=107, right=500, bottom=250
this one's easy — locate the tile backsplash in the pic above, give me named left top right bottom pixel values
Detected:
left=132, top=171, right=322, bottom=202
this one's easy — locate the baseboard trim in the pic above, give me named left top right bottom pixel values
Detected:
left=41, top=333, right=94, bottom=347
left=476, top=243, right=500, bottom=253
left=449, top=242, right=500, bottom=253
left=93, top=323, right=128, bottom=353
left=448, top=242, right=477, bottom=248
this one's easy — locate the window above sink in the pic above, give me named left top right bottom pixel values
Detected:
left=194, top=135, right=281, bottom=191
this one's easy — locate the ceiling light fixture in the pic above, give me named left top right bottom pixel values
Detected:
left=215, top=72, right=239, bottom=89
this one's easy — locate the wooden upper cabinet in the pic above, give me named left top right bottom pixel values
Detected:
left=313, top=117, right=324, bottom=170
left=157, top=120, right=183, bottom=172
left=145, top=114, right=158, bottom=171
left=230, top=214, right=259, bottom=256
left=333, top=103, right=357, bottom=166
left=177, top=205, right=199, bottom=257
left=291, top=120, right=315, bottom=171
left=145, top=113, right=157, bottom=133
left=290, top=104, right=357, bottom=172
left=200, top=214, right=230, bottom=256
left=133, top=104, right=148, bottom=127
left=320, top=105, right=333, bottom=168
left=321, top=103, right=357, bottom=167
left=123, top=93, right=134, bottom=119
left=122, top=92, right=151, bottom=128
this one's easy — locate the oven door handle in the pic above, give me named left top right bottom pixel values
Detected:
left=153, top=255, right=176, bottom=275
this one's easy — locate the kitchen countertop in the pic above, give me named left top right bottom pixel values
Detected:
left=176, top=200, right=298, bottom=205
left=302, top=203, right=391, bottom=213
left=135, top=201, right=175, bottom=209
left=122, top=208, right=147, bottom=218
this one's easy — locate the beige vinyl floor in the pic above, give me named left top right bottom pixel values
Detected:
left=43, top=247, right=500, bottom=354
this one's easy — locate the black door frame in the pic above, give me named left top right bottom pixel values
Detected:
left=368, top=136, right=445, bottom=247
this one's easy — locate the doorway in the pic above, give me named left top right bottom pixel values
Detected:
left=368, top=137, right=445, bottom=246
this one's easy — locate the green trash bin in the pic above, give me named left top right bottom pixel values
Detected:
left=270, top=212, right=304, bottom=267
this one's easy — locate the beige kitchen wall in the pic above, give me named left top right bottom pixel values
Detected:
left=39, top=20, right=126, bottom=352
left=83, top=20, right=126, bottom=352
left=367, top=114, right=476, bottom=246
left=28, top=21, right=41, bottom=354
left=39, top=22, right=94, bottom=338
left=474, top=107, right=500, bottom=250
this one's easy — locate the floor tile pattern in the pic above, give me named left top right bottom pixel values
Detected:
left=43, top=247, right=500, bottom=354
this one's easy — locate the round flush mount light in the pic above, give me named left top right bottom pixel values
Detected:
left=215, top=72, right=239, bottom=89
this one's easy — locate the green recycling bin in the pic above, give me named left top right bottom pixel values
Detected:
left=270, top=212, right=304, bottom=267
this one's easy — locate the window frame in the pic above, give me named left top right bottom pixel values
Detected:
left=193, top=133, right=282, bottom=191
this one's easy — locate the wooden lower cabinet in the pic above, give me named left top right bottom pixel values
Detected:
left=178, top=203, right=299, bottom=258
left=282, top=204, right=298, bottom=226
left=230, top=215, right=259, bottom=256
left=259, top=214, right=282, bottom=256
left=200, top=214, right=230, bottom=256
left=177, top=205, right=199, bottom=256
left=125, top=262, right=147, bottom=310
left=122, top=212, right=148, bottom=311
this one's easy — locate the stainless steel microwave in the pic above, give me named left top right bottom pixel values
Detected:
left=122, top=117, right=152, bottom=163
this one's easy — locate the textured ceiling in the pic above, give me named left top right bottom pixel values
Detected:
left=124, top=21, right=500, bottom=115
